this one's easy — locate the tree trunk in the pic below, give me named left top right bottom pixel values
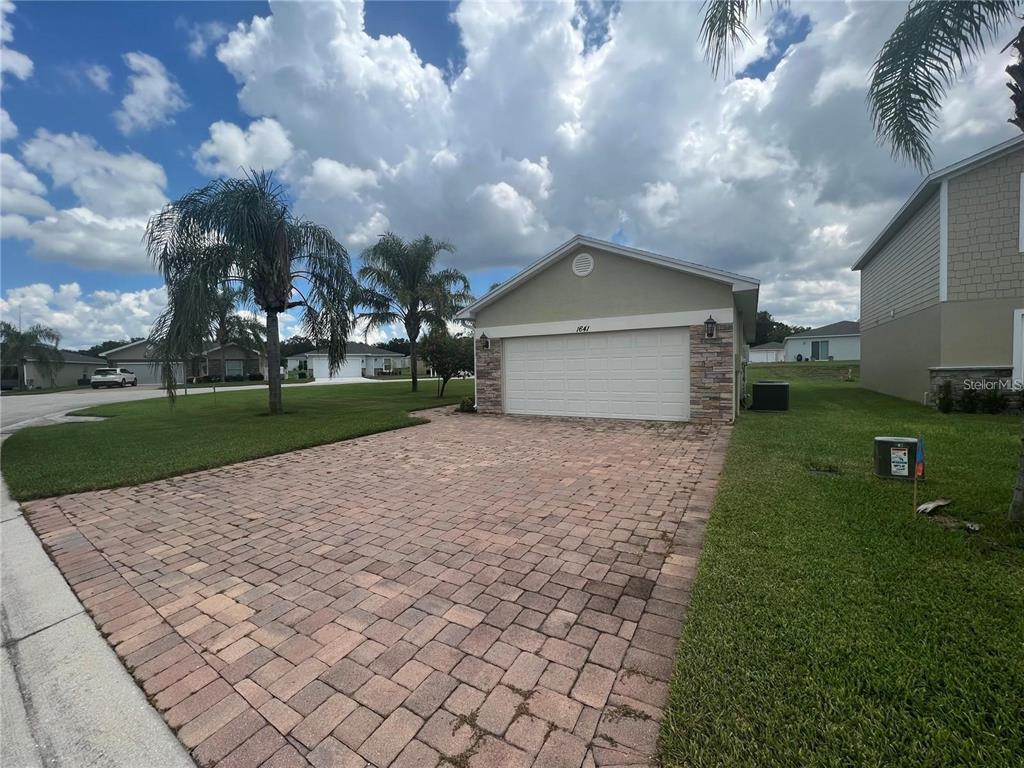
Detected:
left=266, top=310, right=283, bottom=415
left=1011, top=427, right=1024, bottom=524
left=409, top=336, right=418, bottom=393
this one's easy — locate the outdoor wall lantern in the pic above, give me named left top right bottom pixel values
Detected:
left=704, top=315, right=718, bottom=339
left=480, top=333, right=490, bottom=349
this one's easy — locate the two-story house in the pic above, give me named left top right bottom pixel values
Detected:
left=853, top=135, right=1024, bottom=408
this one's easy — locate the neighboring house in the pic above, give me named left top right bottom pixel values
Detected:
left=749, top=341, right=785, bottom=363
left=456, top=234, right=759, bottom=423
left=0, top=349, right=107, bottom=390
left=853, top=135, right=1024, bottom=405
left=784, top=321, right=860, bottom=362
left=103, top=340, right=266, bottom=384
left=396, top=356, right=436, bottom=378
left=300, top=342, right=406, bottom=380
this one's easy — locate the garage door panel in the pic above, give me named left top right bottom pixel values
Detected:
left=505, top=328, right=690, bottom=421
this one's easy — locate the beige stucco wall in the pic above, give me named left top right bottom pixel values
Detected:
left=940, top=297, right=1023, bottom=366
left=474, top=244, right=734, bottom=329
left=860, top=304, right=942, bottom=402
left=947, top=147, right=1024, bottom=302
left=861, top=191, right=940, bottom=332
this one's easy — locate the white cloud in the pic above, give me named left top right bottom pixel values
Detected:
left=0, top=153, right=53, bottom=216
left=180, top=19, right=229, bottom=59
left=0, top=282, right=167, bottom=348
left=1, top=0, right=32, bottom=85
left=194, top=118, right=294, bottom=177
left=301, top=158, right=378, bottom=201
left=6, top=1, right=1019, bottom=331
left=5, top=130, right=167, bottom=271
left=85, top=63, right=112, bottom=92
left=114, top=52, right=188, bottom=134
left=22, top=130, right=167, bottom=217
left=0, top=107, right=15, bottom=139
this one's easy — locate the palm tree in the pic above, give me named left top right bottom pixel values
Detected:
left=0, top=321, right=63, bottom=390
left=699, top=1, right=1024, bottom=522
left=356, top=233, right=473, bottom=392
left=145, top=171, right=354, bottom=415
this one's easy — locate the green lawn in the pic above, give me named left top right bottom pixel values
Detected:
left=2, top=380, right=472, bottom=500
left=659, top=364, right=1023, bottom=768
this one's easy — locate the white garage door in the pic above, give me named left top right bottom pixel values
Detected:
left=310, top=356, right=363, bottom=380
left=504, top=327, right=690, bottom=421
left=123, top=362, right=183, bottom=385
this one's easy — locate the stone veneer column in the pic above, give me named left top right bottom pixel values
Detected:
left=474, top=337, right=503, bottom=414
left=689, top=323, right=734, bottom=424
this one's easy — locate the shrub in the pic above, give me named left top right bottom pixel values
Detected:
left=935, top=380, right=954, bottom=413
left=959, top=387, right=979, bottom=413
left=457, top=396, right=477, bottom=413
left=247, top=372, right=265, bottom=381
left=980, top=387, right=1008, bottom=414
left=297, top=371, right=307, bottom=379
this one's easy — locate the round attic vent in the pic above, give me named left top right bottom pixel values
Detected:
left=571, top=252, right=594, bottom=277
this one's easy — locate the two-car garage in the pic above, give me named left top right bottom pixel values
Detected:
left=458, top=236, right=759, bottom=425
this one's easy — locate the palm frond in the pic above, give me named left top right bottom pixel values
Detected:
left=700, top=0, right=758, bottom=78
left=869, top=0, right=1020, bottom=170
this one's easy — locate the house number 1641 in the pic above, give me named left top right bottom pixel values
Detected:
left=576, top=325, right=590, bottom=333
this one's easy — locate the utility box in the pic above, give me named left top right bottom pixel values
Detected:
left=874, top=436, right=919, bottom=480
left=751, top=381, right=790, bottom=411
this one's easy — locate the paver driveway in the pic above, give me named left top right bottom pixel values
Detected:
left=25, top=409, right=728, bottom=768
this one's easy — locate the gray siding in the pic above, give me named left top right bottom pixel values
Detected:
left=860, top=191, right=940, bottom=331
left=947, top=146, right=1024, bottom=301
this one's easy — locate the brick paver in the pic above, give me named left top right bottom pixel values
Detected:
left=25, top=409, right=728, bottom=767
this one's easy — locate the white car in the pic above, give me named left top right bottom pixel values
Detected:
left=91, top=367, right=138, bottom=388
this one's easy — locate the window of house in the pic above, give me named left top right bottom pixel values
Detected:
left=225, top=360, right=243, bottom=378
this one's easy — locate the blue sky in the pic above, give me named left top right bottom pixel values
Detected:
left=0, top=1, right=1015, bottom=347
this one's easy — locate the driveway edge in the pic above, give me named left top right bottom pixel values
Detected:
left=1, top=473, right=196, bottom=768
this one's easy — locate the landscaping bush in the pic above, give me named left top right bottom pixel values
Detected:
left=959, top=387, right=979, bottom=413
left=936, top=380, right=954, bottom=413
left=980, top=387, right=1008, bottom=414
left=247, top=372, right=264, bottom=381
left=297, top=371, right=307, bottom=379
left=457, top=396, right=476, bottom=413
left=225, top=374, right=245, bottom=382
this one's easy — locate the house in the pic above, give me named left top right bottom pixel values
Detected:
left=0, top=349, right=108, bottom=390
left=783, top=321, right=860, bottom=362
left=853, top=135, right=1024, bottom=405
left=748, top=341, right=785, bottom=363
left=456, top=234, right=759, bottom=423
left=300, top=342, right=406, bottom=380
left=103, top=340, right=266, bottom=384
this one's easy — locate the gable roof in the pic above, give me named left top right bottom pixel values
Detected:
left=456, top=234, right=760, bottom=321
left=102, top=339, right=150, bottom=356
left=750, top=341, right=784, bottom=350
left=852, top=135, right=1024, bottom=271
left=22, top=349, right=107, bottom=365
left=786, top=320, right=859, bottom=340
left=304, top=341, right=403, bottom=357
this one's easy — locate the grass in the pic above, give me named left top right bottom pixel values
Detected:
left=659, top=364, right=1022, bottom=768
left=2, top=379, right=473, bottom=500
left=176, top=378, right=314, bottom=389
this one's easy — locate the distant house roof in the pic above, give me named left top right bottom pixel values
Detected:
left=305, top=342, right=403, bottom=357
left=23, top=349, right=107, bottom=365
left=852, top=134, right=1024, bottom=271
left=751, top=341, right=784, bottom=350
left=786, top=321, right=860, bottom=340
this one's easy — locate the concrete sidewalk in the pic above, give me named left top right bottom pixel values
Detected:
left=1, top=473, right=195, bottom=768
